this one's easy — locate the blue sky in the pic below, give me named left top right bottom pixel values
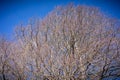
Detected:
left=0, top=0, right=120, bottom=39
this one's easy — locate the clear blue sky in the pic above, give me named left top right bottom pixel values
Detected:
left=0, top=0, right=120, bottom=39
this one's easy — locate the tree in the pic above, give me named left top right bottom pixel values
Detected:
left=0, top=36, right=12, bottom=80
left=1, top=3, right=120, bottom=80
left=38, top=4, right=120, bottom=79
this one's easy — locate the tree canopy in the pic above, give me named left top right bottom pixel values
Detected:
left=0, top=4, right=120, bottom=80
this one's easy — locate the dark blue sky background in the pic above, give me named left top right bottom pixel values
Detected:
left=0, top=0, right=120, bottom=39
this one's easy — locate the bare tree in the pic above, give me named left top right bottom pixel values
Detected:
left=0, top=3, right=119, bottom=80
left=0, top=36, right=12, bottom=80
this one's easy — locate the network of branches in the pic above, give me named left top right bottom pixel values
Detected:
left=0, top=4, right=120, bottom=80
